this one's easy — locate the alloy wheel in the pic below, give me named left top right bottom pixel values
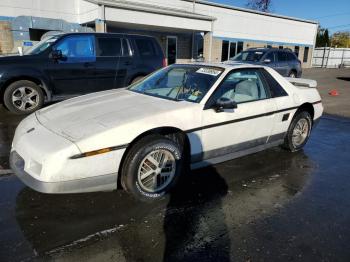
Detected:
left=292, top=118, right=309, bottom=147
left=11, top=86, right=39, bottom=111
left=137, top=149, right=176, bottom=193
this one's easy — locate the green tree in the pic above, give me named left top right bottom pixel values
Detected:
left=324, top=29, right=330, bottom=47
left=246, top=0, right=272, bottom=12
left=331, top=32, right=350, bottom=48
left=316, top=28, right=330, bottom=47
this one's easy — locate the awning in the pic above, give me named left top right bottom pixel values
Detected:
left=85, top=0, right=215, bottom=32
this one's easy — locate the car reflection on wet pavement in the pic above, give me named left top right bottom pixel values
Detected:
left=0, top=106, right=350, bottom=261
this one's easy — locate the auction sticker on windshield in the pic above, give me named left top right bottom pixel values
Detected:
left=196, top=67, right=222, bottom=76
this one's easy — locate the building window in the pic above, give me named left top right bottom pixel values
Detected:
left=195, top=33, right=204, bottom=59
left=221, top=40, right=229, bottom=61
left=294, top=46, right=300, bottom=58
left=229, top=42, right=237, bottom=59
left=279, top=46, right=283, bottom=49
left=237, top=41, right=244, bottom=54
left=303, top=47, right=309, bottom=63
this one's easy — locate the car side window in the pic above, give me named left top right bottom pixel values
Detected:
left=261, top=69, right=288, bottom=97
left=97, top=37, right=121, bottom=56
left=287, top=52, right=296, bottom=61
left=265, top=52, right=276, bottom=62
left=122, top=39, right=131, bottom=56
left=54, top=35, right=95, bottom=62
left=135, top=38, right=156, bottom=57
left=209, top=69, right=269, bottom=105
left=277, top=51, right=287, bottom=62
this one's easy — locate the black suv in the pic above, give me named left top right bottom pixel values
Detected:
left=0, top=33, right=165, bottom=114
left=231, top=48, right=302, bottom=78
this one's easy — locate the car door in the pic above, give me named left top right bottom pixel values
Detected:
left=276, top=51, right=289, bottom=76
left=46, top=34, right=96, bottom=96
left=116, top=38, right=135, bottom=88
left=263, top=51, right=277, bottom=68
left=95, top=35, right=121, bottom=90
left=200, top=68, right=277, bottom=161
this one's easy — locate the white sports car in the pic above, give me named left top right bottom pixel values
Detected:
left=10, top=63, right=323, bottom=201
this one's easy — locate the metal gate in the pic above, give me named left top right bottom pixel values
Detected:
left=312, top=47, right=350, bottom=68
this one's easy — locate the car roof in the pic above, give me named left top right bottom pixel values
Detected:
left=177, top=61, right=265, bottom=70
left=246, top=47, right=293, bottom=53
left=56, top=32, right=155, bottom=38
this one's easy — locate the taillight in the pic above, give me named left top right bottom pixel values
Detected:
left=162, top=58, right=167, bottom=67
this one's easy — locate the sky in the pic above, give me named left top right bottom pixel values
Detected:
left=210, top=0, right=350, bottom=34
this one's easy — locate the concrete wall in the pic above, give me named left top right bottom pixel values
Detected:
left=122, top=0, right=317, bottom=47
left=0, top=21, right=13, bottom=54
left=0, top=0, right=79, bottom=23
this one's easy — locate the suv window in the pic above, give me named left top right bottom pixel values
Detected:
left=261, top=69, right=288, bottom=97
left=135, top=39, right=156, bottom=57
left=122, top=39, right=131, bottom=56
left=265, top=51, right=276, bottom=62
left=286, top=52, right=296, bottom=61
left=97, top=37, right=121, bottom=56
left=209, top=69, right=269, bottom=104
left=277, top=51, right=287, bottom=62
left=54, top=35, right=95, bottom=62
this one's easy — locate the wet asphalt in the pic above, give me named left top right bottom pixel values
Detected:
left=0, top=106, right=350, bottom=262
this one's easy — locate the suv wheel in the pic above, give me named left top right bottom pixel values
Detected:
left=3, top=80, right=44, bottom=114
left=289, top=71, right=297, bottom=78
left=121, top=135, right=184, bottom=201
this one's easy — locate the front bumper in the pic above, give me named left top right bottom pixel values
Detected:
left=10, top=113, right=125, bottom=194
left=10, top=151, right=118, bottom=194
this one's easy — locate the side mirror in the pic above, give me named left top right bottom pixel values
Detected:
left=263, top=58, right=271, bottom=64
left=51, top=49, right=63, bottom=60
left=215, top=97, right=237, bottom=112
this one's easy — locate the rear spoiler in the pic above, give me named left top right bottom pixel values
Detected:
left=285, top=77, right=317, bottom=88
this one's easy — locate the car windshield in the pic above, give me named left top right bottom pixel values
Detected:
left=231, top=51, right=266, bottom=62
left=24, top=35, right=60, bottom=55
left=129, top=65, right=223, bottom=103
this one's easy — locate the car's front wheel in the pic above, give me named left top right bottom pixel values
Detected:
left=3, top=80, right=44, bottom=114
left=283, top=111, right=312, bottom=152
left=121, top=135, right=184, bottom=201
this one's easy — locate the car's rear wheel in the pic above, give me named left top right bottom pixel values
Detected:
left=3, top=80, right=44, bottom=114
left=121, top=135, right=184, bottom=201
left=288, top=71, right=297, bottom=78
left=282, top=111, right=312, bottom=152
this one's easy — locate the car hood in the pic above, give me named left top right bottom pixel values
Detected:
left=36, top=89, right=201, bottom=145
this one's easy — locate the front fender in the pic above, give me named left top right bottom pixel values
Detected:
left=0, top=67, right=52, bottom=101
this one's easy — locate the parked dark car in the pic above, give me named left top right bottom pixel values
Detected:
left=230, top=48, right=302, bottom=78
left=0, top=33, right=165, bottom=114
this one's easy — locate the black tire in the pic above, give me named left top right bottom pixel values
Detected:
left=282, top=111, right=312, bottom=152
left=121, top=135, right=184, bottom=201
left=3, top=80, right=44, bottom=115
left=288, top=70, right=297, bottom=78
left=130, top=76, right=144, bottom=85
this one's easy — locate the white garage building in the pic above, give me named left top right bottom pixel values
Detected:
left=0, top=0, right=318, bottom=67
